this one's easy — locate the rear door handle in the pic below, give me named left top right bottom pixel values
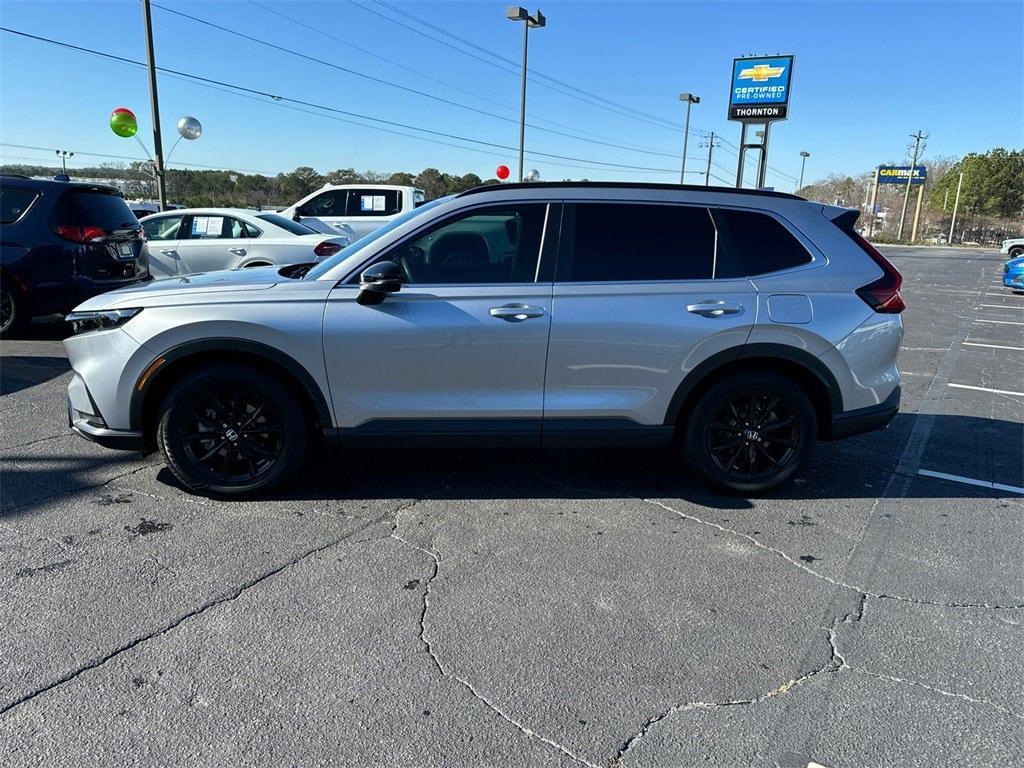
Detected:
left=687, top=301, right=744, bottom=317
left=229, top=247, right=246, bottom=256
left=159, top=249, right=177, bottom=256
left=489, top=304, right=545, bottom=321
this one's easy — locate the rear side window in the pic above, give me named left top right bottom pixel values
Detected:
left=52, top=190, right=138, bottom=230
left=562, top=203, right=716, bottom=282
left=711, top=209, right=811, bottom=278
left=256, top=213, right=316, bottom=235
left=346, top=189, right=402, bottom=217
left=1, top=187, right=39, bottom=224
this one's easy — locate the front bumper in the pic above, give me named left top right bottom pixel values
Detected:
left=1003, top=271, right=1023, bottom=289
left=826, top=385, right=901, bottom=440
left=67, top=374, right=144, bottom=451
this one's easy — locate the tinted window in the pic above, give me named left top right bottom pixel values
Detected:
left=0, top=187, right=37, bottom=224
left=256, top=213, right=317, bottom=235
left=53, top=190, right=137, bottom=229
left=711, top=209, right=811, bottom=277
left=142, top=215, right=184, bottom=241
left=346, top=189, right=402, bottom=217
left=298, top=190, right=346, bottom=217
left=564, top=203, right=716, bottom=282
left=384, top=204, right=546, bottom=284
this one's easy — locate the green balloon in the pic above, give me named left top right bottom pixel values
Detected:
left=110, top=108, right=138, bottom=138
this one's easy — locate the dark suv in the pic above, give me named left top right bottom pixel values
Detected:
left=0, top=175, right=150, bottom=336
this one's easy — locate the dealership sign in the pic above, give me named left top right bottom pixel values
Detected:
left=877, top=165, right=927, bottom=184
left=728, top=55, right=794, bottom=122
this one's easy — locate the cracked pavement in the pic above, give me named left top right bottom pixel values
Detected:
left=1, top=246, right=1022, bottom=767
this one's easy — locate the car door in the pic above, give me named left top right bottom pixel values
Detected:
left=322, top=202, right=557, bottom=444
left=140, top=213, right=185, bottom=278
left=174, top=214, right=251, bottom=275
left=543, top=201, right=758, bottom=439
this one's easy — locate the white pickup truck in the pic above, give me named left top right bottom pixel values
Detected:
left=280, top=184, right=426, bottom=242
left=1000, top=237, right=1024, bottom=258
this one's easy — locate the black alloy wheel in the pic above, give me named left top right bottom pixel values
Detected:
left=683, top=372, right=816, bottom=494
left=157, top=365, right=307, bottom=496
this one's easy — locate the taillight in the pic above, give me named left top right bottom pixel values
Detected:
left=54, top=224, right=109, bottom=243
left=314, top=241, right=342, bottom=258
left=849, top=231, right=905, bottom=314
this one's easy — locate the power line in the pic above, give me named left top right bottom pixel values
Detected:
left=152, top=3, right=683, bottom=161
left=0, top=27, right=682, bottom=176
left=0, top=142, right=276, bottom=175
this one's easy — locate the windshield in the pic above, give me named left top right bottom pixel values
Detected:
left=304, top=196, right=450, bottom=279
left=256, top=212, right=318, bottom=235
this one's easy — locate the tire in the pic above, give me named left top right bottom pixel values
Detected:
left=156, top=365, right=307, bottom=497
left=0, top=285, right=28, bottom=338
left=1009, top=247, right=1024, bottom=258
left=682, top=371, right=817, bottom=495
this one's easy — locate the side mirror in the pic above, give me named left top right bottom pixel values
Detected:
left=357, top=260, right=403, bottom=305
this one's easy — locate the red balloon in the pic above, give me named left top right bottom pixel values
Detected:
left=496, top=165, right=510, bottom=180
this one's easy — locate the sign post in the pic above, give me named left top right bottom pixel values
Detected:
left=728, top=55, right=794, bottom=188
left=911, top=185, right=925, bottom=243
left=867, top=168, right=880, bottom=238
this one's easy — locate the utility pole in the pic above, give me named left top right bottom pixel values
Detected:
left=948, top=171, right=963, bottom=244
left=702, top=132, right=718, bottom=186
left=678, top=93, right=700, bottom=184
left=897, top=130, right=927, bottom=241
left=506, top=7, right=545, bottom=183
left=797, top=150, right=810, bottom=191
left=141, top=0, right=167, bottom=211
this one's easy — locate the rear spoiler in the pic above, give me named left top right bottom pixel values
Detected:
left=822, top=205, right=860, bottom=231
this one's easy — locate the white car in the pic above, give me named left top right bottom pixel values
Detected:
left=999, top=237, right=1024, bottom=258
left=280, top=184, right=425, bottom=242
left=140, top=208, right=348, bottom=278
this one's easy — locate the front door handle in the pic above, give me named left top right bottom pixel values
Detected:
left=229, top=247, right=247, bottom=256
left=687, top=301, right=744, bottom=318
left=489, top=304, right=545, bottom=322
left=159, top=249, right=177, bottom=256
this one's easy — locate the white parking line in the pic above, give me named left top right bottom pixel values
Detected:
left=918, top=469, right=1024, bottom=496
left=948, top=383, right=1024, bottom=397
left=963, top=341, right=1024, bottom=351
left=975, top=319, right=1024, bottom=326
left=980, top=304, right=1024, bottom=310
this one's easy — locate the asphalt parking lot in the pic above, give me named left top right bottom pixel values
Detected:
left=1, top=245, right=1021, bottom=767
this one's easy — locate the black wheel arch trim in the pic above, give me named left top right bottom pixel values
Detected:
left=129, top=338, right=333, bottom=432
left=663, top=343, right=843, bottom=426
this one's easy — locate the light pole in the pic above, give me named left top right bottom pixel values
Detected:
left=897, top=130, right=927, bottom=241
left=140, top=0, right=168, bottom=211
left=506, top=6, right=545, bottom=183
left=798, top=150, right=810, bottom=191
left=678, top=93, right=700, bottom=184
left=55, top=149, right=74, bottom=174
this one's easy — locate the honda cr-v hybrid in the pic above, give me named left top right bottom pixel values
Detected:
left=62, top=182, right=904, bottom=497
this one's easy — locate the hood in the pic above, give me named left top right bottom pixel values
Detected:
left=73, top=265, right=284, bottom=311
left=1007, top=256, right=1024, bottom=269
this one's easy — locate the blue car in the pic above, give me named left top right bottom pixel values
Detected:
left=1004, top=256, right=1024, bottom=291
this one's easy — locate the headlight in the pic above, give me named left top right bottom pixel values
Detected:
left=65, top=308, right=143, bottom=334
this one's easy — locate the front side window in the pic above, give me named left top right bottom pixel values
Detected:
left=562, top=203, right=716, bottom=282
left=0, top=187, right=38, bottom=224
left=346, top=189, right=402, bottom=217
left=711, top=208, right=812, bottom=277
left=298, top=190, right=347, bottom=217
left=383, top=204, right=547, bottom=284
left=142, top=215, right=184, bottom=241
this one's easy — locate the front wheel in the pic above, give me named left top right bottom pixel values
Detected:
left=156, top=365, right=307, bottom=497
left=682, top=372, right=816, bottom=495
left=1009, top=247, right=1024, bottom=258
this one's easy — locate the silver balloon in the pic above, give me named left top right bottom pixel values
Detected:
left=176, top=116, right=202, bottom=140
left=525, top=168, right=541, bottom=182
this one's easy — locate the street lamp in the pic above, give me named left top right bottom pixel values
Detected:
left=507, top=6, right=545, bottom=183
left=678, top=93, right=700, bottom=184
left=55, top=149, right=74, bottom=174
left=798, top=150, right=810, bottom=190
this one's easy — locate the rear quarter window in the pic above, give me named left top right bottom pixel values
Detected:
left=1, top=187, right=39, bottom=224
left=52, top=190, right=138, bottom=230
left=711, top=208, right=812, bottom=278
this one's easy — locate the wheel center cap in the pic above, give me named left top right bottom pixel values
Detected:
left=225, top=428, right=239, bottom=442
left=743, top=429, right=760, bottom=442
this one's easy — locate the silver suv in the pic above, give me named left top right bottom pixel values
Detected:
left=64, top=183, right=904, bottom=497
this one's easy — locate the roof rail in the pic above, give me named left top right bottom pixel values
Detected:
left=457, top=181, right=804, bottom=201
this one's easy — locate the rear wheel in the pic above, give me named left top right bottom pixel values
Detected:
left=0, top=286, right=28, bottom=338
left=156, top=365, right=307, bottom=497
left=683, top=372, right=816, bottom=495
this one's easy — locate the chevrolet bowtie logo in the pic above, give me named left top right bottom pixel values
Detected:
left=738, top=64, right=785, bottom=82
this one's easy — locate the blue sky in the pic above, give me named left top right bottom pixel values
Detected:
left=1, top=0, right=1021, bottom=189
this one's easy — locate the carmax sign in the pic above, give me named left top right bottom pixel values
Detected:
left=877, top=165, right=927, bottom=184
left=728, top=55, right=794, bottom=122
